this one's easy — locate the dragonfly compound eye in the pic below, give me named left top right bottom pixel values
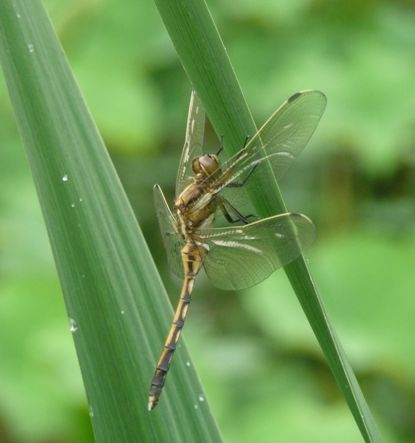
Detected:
left=191, top=157, right=202, bottom=174
left=197, top=155, right=219, bottom=175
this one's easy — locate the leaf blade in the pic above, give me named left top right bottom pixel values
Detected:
left=0, top=1, right=222, bottom=442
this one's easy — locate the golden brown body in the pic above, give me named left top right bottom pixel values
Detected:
left=148, top=156, right=221, bottom=410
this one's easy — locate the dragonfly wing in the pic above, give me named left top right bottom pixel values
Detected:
left=153, top=184, right=184, bottom=278
left=199, top=213, right=315, bottom=290
left=213, top=90, right=326, bottom=191
left=175, top=90, right=206, bottom=197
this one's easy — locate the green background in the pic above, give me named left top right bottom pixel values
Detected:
left=0, top=0, right=414, bottom=442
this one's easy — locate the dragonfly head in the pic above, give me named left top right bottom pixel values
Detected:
left=192, top=154, right=220, bottom=177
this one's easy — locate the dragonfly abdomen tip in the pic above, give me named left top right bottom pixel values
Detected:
left=148, top=397, right=157, bottom=411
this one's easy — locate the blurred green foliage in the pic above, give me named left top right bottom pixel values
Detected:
left=1, top=0, right=414, bottom=442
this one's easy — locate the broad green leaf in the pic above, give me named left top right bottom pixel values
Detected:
left=0, top=1, right=222, bottom=442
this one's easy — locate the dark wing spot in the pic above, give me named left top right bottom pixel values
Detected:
left=288, top=91, right=302, bottom=103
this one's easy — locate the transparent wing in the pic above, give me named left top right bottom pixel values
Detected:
left=210, top=90, right=327, bottom=192
left=175, top=90, right=206, bottom=197
left=153, top=184, right=184, bottom=278
left=198, top=212, right=315, bottom=290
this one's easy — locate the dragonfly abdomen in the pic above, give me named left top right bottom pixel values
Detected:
left=148, top=242, right=205, bottom=410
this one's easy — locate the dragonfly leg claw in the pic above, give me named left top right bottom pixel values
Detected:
left=219, top=198, right=254, bottom=225
left=216, top=135, right=224, bottom=155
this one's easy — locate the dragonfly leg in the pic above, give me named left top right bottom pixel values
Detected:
left=216, top=134, right=249, bottom=157
left=216, top=135, right=224, bottom=155
left=219, top=197, right=255, bottom=225
left=226, top=162, right=258, bottom=188
left=242, top=134, right=250, bottom=149
left=233, top=135, right=251, bottom=159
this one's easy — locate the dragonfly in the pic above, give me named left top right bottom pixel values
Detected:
left=148, top=89, right=326, bottom=410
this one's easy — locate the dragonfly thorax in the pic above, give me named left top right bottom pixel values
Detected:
left=175, top=182, right=218, bottom=235
left=192, top=154, right=221, bottom=178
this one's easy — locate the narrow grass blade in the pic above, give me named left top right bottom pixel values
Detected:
left=153, top=0, right=383, bottom=441
left=0, top=1, right=222, bottom=442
